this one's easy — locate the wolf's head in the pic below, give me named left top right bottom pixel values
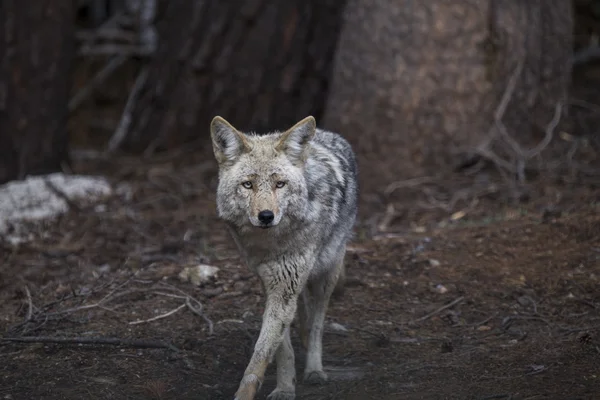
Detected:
left=210, top=116, right=316, bottom=230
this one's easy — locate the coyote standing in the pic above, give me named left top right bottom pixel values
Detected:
left=210, top=115, right=358, bottom=400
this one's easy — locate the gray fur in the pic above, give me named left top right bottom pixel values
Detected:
left=210, top=115, right=358, bottom=400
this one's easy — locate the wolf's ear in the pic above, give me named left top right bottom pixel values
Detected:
left=276, top=116, right=316, bottom=165
left=210, top=116, right=251, bottom=165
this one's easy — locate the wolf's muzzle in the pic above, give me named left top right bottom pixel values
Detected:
left=258, top=210, right=275, bottom=226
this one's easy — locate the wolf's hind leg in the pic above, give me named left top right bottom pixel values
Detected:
left=303, top=254, right=345, bottom=385
left=297, top=291, right=311, bottom=350
left=267, top=326, right=296, bottom=399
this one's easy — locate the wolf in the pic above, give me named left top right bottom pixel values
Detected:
left=210, top=115, right=358, bottom=400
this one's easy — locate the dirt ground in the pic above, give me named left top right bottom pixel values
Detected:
left=1, top=150, right=599, bottom=400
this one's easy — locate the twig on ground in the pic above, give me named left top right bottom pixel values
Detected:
left=559, top=324, right=600, bottom=334
left=469, top=314, right=496, bottom=328
left=518, top=296, right=538, bottom=315
left=186, top=297, right=214, bottom=335
left=216, top=319, right=245, bottom=325
left=8, top=275, right=214, bottom=339
left=155, top=282, right=214, bottom=335
left=106, top=66, right=149, bottom=153
left=501, top=314, right=552, bottom=330
left=23, top=286, right=33, bottom=322
left=0, top=336, right=178, bottom=352
left=353, top=327, right=389, bottom=346
left=8, top=273, right=140, bottom=335
left=384, top=176, right=435, bottom=196
left=377, top=204, right=401, bottom=232
left=478, top=394, right=513, bottom=400
left=120, top=286, right=213, bottom=332
left=44, top=288, right=138, bottom=318
left=411, top=296, right=465, bottom=324
left=129, top=303, right=186, bottom=325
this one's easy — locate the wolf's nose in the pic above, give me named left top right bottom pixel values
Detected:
left=258, top=210, right=274, bottom=224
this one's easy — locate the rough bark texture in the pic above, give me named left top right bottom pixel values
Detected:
left=323, top=0, right=573, bottom=197
left=125, top=0, right=347, bottom=153
left=0, top=1, right=75, bottom=184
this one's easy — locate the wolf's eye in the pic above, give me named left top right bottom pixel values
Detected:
left=241, top=181, right=253, bottom=189
left=275, top=181, right=286, bottom=188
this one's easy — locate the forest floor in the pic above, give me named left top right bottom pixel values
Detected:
left=1, top=150, right=599, bottom=400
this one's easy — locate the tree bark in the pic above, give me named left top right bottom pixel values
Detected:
left=0, top=1, right=76, bottom=184
left=323, top=0, right=573, bottom=198
left=124, top=0, right=347, bottom=153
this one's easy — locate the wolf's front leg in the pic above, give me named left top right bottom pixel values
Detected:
left=234, top=292, right=298, bottom=400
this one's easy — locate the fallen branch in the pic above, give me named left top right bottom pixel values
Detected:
left=7, top=275, right=141, bottom=335
left=9, top=277, right=214, bottom=338
left=384, top=176, right=435, bottom=196
left=186, top=296, right=214, bottom=336
left=411, top=296, right=465, bottom=324
left=477, top=394, right=513, bottom=400
left=0, top=336, right=178, bottom=352
left=23, top=286, right=33, bottom=322
left=155, top=282, right=214, bottom=335
left=129, top=303, right=186, bottom=325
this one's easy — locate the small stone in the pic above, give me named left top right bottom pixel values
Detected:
left=429, top=259, right=441, bottom=267
left=329, top=322, right=348, bottom=332
left=179, top=264, right=220, bottom=286
left=434, top=284, right=448, bottom=294
left=517, top=296, right=531, bottom=306
left=233, top=281, right=247, bottom=292
left=450, top=210, right=466, bottom=220
left=203, top=287, right=224, bottom=297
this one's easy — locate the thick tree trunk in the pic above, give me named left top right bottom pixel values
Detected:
left=323, top=0, right=573, bottom=197
left=0, top=1, right=75, bottom=184
left=125, top=0, right=347, bottom=153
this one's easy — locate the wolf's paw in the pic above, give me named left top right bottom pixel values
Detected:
left=267, top=389, right=295, bottom=400
left=303, top=370, right=328, bottom=385
left=234, top=374, right=260, bottom=400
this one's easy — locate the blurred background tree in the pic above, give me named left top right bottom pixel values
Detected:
left=2, top=0, right=599, bottom=203
left=324, top=0, right=572, bottom=199
left=0, top=1, right=75, bottom=184
left=122, top=0, right=347, bottom=153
